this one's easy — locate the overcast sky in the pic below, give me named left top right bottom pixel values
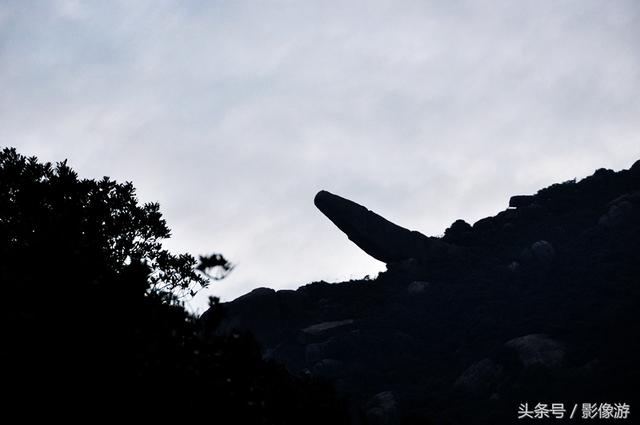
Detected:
left=1, top=0, right=639, bottom=312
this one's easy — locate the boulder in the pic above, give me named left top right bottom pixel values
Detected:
left=531, top=240, right=555, bottom=264
left=505, top=334, right=565, bottom=368
left=521, top=240, right=555, bottom=266
left=365, top=391, right=399, bottom=425
left=444, top=219, right=472, bottom=239
left=599, top=202, right=631, bottom=227
left=207, top=287, right=281, bottom=339
left=454, top=358, right=504, bottom=392
left=599, top=193, right=638, bottom=227
left=473, top=216, right=495, bottom=232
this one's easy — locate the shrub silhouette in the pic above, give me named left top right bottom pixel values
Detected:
left=1, top=148, right=348, bottom=422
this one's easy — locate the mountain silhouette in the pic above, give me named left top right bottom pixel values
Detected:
left=202, top=160, right=640, bottom=424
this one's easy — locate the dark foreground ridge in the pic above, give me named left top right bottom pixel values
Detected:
left=202, top=160, right=640, bottom=424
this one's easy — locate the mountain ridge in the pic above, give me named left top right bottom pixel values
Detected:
left=202, top=160, right=640, bottom=424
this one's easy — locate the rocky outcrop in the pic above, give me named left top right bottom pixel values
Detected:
left=314, top=190, right=454, bottom=264
left=203, top=160, right=640, bottom=425
left=443, top=219, right=472, bottom=244
left=509, top=195, right=535, bottom=208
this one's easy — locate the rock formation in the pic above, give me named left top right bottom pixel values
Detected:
left=314, top=190, right=454, bottom=264
left=203, top=160, right=640, bottom=425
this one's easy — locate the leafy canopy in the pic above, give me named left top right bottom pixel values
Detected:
left=0, top=147, right=229, bottom=302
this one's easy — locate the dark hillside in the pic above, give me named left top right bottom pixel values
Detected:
left=204, top=160, right=640, bottom=424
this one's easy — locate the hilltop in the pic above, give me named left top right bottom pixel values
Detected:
left=202, top=160, right=640, bottom=424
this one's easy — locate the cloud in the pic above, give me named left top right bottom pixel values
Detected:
left=1, top=0, right=639, bottom=312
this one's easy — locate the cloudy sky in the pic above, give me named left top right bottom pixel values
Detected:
left=1, top=0, right=639, bottom=312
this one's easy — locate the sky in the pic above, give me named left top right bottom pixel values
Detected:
left=1, top=0, right=639, bottom=313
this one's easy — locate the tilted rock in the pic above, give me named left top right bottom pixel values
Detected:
left=314, top=190, right=454, bottom=264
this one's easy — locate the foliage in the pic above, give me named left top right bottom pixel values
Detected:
left=1, top=147, right=349, bottom=422
left=197, top=252, right=235, bottom=281
left=0, top=146, right=208, bottom=301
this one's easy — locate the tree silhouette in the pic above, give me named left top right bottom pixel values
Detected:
left=1, top=147, right=348, bottom=422
left=197, top=253, right=235, bottom=281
